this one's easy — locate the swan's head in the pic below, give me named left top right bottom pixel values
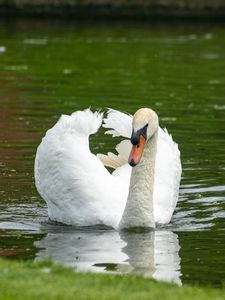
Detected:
left=128, top=108, right=159, bottom=167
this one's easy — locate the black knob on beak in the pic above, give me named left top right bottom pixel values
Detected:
left=131, top=124, right=148, bottom=145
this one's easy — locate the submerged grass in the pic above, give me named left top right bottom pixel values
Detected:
left=0, top=258, right=224, bottom=300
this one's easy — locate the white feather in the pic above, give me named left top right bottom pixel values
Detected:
left=97, top=140, right=131, bottom=169
left=103, top=109, right=132, bottom=138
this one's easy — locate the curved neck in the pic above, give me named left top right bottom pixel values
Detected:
left=119, top=130, right=158, bottom=229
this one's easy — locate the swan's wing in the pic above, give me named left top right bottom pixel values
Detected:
left=97, top=109, right=133, bottom=169
left=34, top=109, right=125, bottom=227
left=154, top=128, right=182, bottom=224
left=103, top=109, right=132, bottom=138
left=97, top=108, right=132, bottom=199
left=99, top=109, right=182, bottom=224
left=97, top=140, right=132, bottom=169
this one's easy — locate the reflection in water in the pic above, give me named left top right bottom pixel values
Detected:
left=35, top=229, right=181, bottom=285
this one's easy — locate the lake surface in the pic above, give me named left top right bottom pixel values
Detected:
left=0, top=20, right=225, bottom=288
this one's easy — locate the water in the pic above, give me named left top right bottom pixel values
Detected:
left=0, top=20, right=225, bottom=288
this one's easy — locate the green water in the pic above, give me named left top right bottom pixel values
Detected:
left=0, top=20, right=225, bottom=287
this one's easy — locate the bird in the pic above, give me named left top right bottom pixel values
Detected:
left=34, top=108, right=181, bottom=230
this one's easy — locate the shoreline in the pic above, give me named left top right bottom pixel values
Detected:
left=0, top=1, right=225, bottom=20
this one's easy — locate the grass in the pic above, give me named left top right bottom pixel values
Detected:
left=0, top=258, right=224, bottom=300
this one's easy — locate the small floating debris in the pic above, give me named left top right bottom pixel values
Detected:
left=161, top=117, right=177, bottom=121
left=213, top=104, right=225, bottom=110
left=208, top=79, right=220, bottom=85
left=0, top=46, right=6, bottom=53
left=63, top=69, right=72, bottom=75
left=23, top=38, right=48, bottom=45
left=204, top=33, right=213, bottom=40
left=202, top=53, right=219, bottom=60
left=4, top=65, right=28, bottom=71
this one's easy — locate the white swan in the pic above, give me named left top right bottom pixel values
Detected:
left=35, top=108, right=181, bottom=229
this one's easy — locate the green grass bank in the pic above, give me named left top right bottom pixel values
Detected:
left=0, top=258, right=225, bottom=300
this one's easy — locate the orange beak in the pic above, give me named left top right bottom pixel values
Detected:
left=128, top=135, right=146, bottom=167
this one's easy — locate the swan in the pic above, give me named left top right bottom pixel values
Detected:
left=34, top=108, right=181, bottom=229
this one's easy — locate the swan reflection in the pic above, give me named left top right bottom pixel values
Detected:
left=35, top=229, right=181, bottom=284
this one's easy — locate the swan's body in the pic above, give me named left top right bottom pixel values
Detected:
left=35, top=108, right=181, bottom=229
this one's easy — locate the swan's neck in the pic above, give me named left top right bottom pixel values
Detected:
left=119, top=130, right=158, bottom=229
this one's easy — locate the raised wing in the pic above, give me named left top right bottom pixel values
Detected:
left=154, top=128, right=182, bottom=224
left=103, top=109, right=132, bottom=138
left=34, top=109, right=124, bottom=227
left=97, top=109, right=132, bottom=170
